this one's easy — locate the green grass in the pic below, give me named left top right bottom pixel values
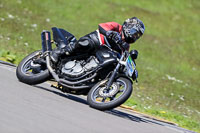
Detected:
left=0, top=0, right=200, bottom=132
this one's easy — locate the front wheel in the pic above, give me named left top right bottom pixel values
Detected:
left=87, top=77, right=132, bottom=111
left=16, top=50, right=50, bottom=85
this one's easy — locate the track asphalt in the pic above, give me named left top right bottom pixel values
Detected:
left=0, top=62, right=195, bottom=133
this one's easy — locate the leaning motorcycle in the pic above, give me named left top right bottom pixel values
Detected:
left=16, top=27, right=138, bottom=111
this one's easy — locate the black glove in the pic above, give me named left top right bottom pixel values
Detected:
left=106, top=31, right=122, bottom=44
left=120, top=42, right=129, bottom=51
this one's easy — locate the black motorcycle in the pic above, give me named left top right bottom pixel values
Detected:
left=16, top=27, right=138, bottom=111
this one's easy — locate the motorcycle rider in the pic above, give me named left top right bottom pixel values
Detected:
left=50, top=17, right=145, bottom=63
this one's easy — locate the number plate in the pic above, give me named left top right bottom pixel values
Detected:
left=126, top=56, right=136, bottom=77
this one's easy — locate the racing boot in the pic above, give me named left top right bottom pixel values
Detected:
left=50, top=41, right=76, bottom=63
left=50, top=48, right=62, bottom=63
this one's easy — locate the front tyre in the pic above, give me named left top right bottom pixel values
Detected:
left=87, top=77, right=132, bottom=111
left=16, top=50, right=50, bottom=85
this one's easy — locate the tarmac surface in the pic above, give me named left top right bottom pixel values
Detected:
left=0, top=63, right=195, bottom=133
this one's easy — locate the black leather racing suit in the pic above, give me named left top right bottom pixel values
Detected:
left=67, top=22, right=129, bottom=55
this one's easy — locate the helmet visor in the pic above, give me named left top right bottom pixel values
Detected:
left=125, top=28, right=141, bottom=43
left=130, top=28, right=141, bottom=39
left=130, top=28, right=138, bottom=36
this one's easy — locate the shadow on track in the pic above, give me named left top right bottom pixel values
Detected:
left=34, top=85, right=88, bottom=105
left=105, top=109, right=149, bottom=123
left=33, top=84, right=160, bottom=126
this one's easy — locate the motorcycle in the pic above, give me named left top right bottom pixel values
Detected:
left=16, top=27, right=139, bottom=111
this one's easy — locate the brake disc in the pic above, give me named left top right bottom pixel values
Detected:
left=98, top=82, right=119, bottom=98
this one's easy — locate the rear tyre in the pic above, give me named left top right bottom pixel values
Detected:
left=16, top=50, right=50, bottom=85
left=87, top=77, right=132, bottom=111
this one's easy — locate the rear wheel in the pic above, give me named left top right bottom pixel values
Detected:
left=87, top=77, right=132, bottom=111
left=16, top=50, right=50, bottom=85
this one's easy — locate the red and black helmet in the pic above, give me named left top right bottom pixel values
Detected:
left=122, top=17, right=145, bottom=43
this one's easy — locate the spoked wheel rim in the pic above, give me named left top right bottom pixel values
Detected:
left=91, top=79, right=127, bottom=104
left=21, top=54, right=46, bottom=76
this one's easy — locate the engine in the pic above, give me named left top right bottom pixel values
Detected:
left=61, top=56, right=99, bottom=78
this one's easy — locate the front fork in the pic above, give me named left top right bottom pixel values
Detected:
left=106, top=53, right=125, bottom=89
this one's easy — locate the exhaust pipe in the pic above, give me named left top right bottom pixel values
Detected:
left=42, top=30, right=95, bottom=89
left=46, top=55, right=60, bottom=82
left=41, top=30, right=52, bottom=53
left=46, top=55, right=94, bottom=89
